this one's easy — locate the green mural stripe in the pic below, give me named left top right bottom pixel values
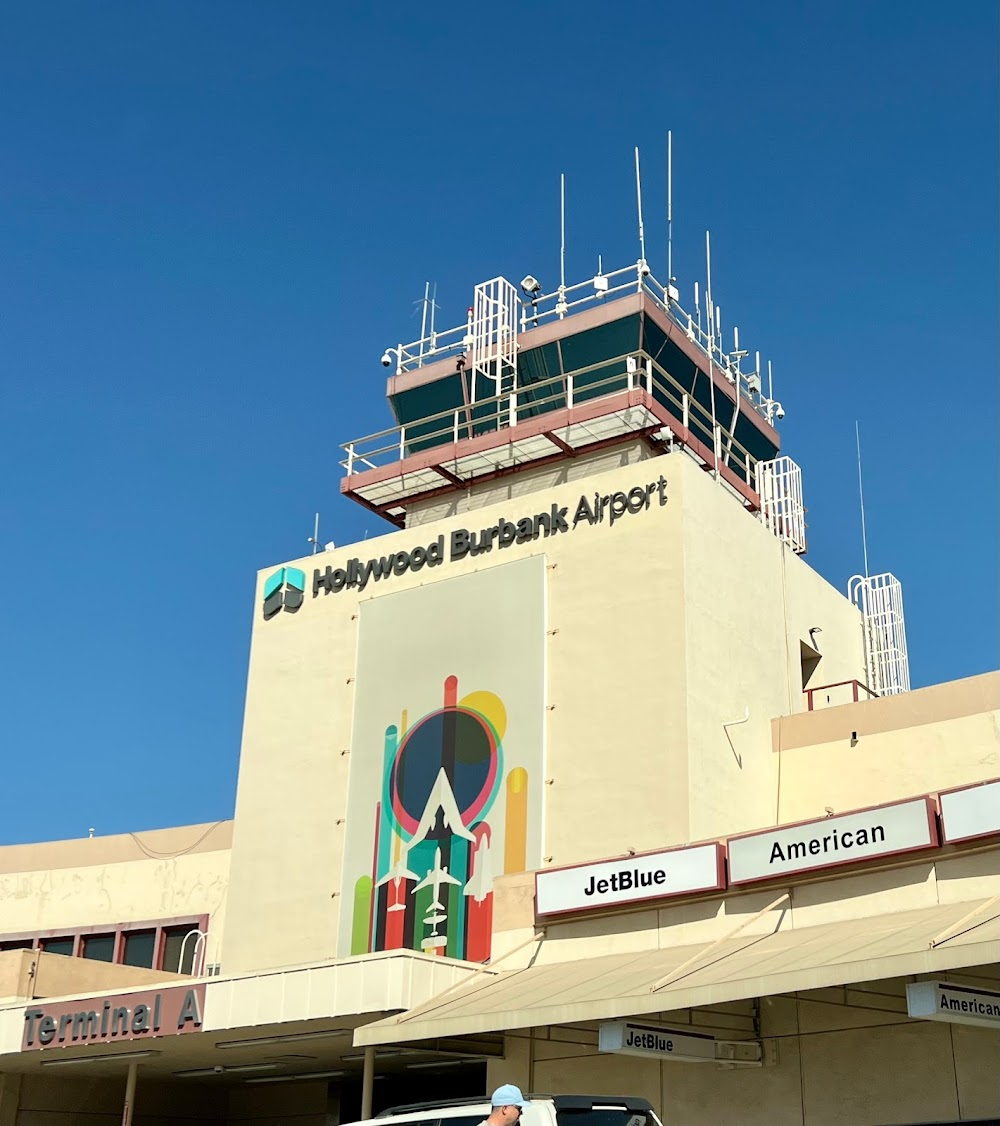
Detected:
left=351, top=876, right=373, bottom=955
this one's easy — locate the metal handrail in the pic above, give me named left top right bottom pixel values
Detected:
left=342, top=350, right=760, bottom=489
left=804, top=680, right=879, bottom=711
left=385, top=262, right=768, bottom=419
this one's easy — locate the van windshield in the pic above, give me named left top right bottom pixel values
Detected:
left=556, top=1109, right=652, bottom=1126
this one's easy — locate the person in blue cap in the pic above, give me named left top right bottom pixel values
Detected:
left=480, top=1084, right=527, bottom=1126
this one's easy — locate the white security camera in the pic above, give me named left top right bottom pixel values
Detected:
left=775, top=405, right=785, bottom=420
left=380, top=351, right=393, bottom=368
left=520, top=275, right=542, bottom=295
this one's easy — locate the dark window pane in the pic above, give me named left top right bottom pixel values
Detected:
left=39, top=937, right=74, bottom=957
left=558, top=1111, right=654, bottom=1126
left=81, top=934, right=115, bottom=962
left=122, top=930, right=155, bottom=968
left=161, top=926, right=197, bottom=974
left=0, top=939, right=34, bottom=952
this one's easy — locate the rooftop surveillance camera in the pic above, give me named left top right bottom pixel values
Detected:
left=380, top=351, right=393, bottom=368
left=520, top=275, right=542, bottom=295
left=775, top=405, right=785, bottom=420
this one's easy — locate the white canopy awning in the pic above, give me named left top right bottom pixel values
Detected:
left=355, top=897, right=1000, bottom=1046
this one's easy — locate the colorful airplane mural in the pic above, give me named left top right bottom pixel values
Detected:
left=350, top=674, right=529, bottom=961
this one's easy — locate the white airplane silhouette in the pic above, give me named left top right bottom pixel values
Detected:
left=463, top=837, right=493, bottom=904
left=376, top=854, right=419, bottom=912
left=409, top=769, right=475, bottom=850
left=413, top=846, right=461, bottom=910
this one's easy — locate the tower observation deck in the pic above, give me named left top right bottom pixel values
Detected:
left=341, top=261, right=801, bottom=543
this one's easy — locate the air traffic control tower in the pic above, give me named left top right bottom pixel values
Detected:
left=338, top=253, right=908, bottom=700
left=223, top=234, right=913, bottom=976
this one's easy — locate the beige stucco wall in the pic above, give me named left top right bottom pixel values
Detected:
left=0, top=822, right=231, bottom=964
left=774, top=672, right=999, bottom=824
left=0, top=949, right=183, bottom=1003
left=405, top=440, right=654, bottom=526
left=224, top=453, right=868, bottom=974
left=679, top=460, right=865, bottom=843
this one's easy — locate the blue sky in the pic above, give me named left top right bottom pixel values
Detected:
left=1, top=2, right=996, bottom=845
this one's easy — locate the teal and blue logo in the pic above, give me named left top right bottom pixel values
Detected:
left=263, top=567, right=305, bottom=620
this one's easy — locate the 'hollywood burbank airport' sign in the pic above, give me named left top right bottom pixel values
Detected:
left=313, top=476, right=668, bottom=596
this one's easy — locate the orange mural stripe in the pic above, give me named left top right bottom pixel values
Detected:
left=504, top=767, right=528, bottom=873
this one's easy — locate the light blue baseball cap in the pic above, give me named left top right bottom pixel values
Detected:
left=492, top=1085, right=526, bottom=1108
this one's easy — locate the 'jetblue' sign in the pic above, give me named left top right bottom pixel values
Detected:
left=535, top=843, right=724, bottom=917
left=599, top=1021, right=716, bottom=1062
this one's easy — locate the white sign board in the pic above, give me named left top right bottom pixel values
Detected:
left=727, top=798, right=937, bottom=885
left=940, top=780, right=1000, bottom=844
left=535, top=843, right=723, bottom=917
left=598, top=1021, right=716, bottom=1062
left=906, top=981, right=1000, bottom=1028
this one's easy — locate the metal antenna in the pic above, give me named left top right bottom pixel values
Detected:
left=554, top=174, right=569, bottom=317
left=667, top=130, right=673, bottom=288
left=706, top=230, right=719, bottom=481
left=308, top=512, right=321, bottom=555
left=418, top=282, right=430, bottom=365
left=560, top=173, right=566, bottom=291
left=419, top=282, right=430, bottom=341
left=634, top=147, right=646, bottom=266
left=855, top=421, right=871, bottom=579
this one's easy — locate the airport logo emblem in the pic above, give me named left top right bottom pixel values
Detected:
left=263, top=567, right=305, bottom=620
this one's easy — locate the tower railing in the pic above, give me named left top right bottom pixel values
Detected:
left=382, top=263, right=770, bottom=419
left=848, top=572, right=911, bottom=697
left=343, top=349, right=761, bottom=494
left=756, top=456, right=807, bottom=554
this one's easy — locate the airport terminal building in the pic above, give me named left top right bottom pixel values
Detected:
left=1, top=265, right=997, bottom=1126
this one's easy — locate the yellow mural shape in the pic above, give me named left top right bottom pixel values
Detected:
left=460, top=690, right=507, bottom=741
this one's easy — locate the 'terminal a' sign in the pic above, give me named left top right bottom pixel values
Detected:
left=23, top=985, right=204, bottom=1050
left=599, top=1021, right=717, bottom=1062
left=535, top=843, right=725, bottom=917
left=906, top=981, right=1000, bottom=1029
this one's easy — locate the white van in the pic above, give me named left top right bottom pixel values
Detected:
left=343, top=1093, right=662, bottom=1126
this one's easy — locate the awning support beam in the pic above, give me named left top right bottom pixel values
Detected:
left=649, top=892, right=790, bottom=993
left=929, top=895, right=999, bottom=948
left=395, top=931, right=546, bottom=1026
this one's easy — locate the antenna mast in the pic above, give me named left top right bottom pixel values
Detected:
left=855, top=421, right=871, bottom=579
left=308, top=512, right=321, bottom=555
left=634, top=147, right=646, bottom=267
left=705, top=230, right=719, bottom=481
left=560, top=173, right=566, bottom=291
left=667, top=130, right=673, bottom=291
left=419, top=282, right=430, bottom=365
left=557, top=174, right=568, bottom=318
